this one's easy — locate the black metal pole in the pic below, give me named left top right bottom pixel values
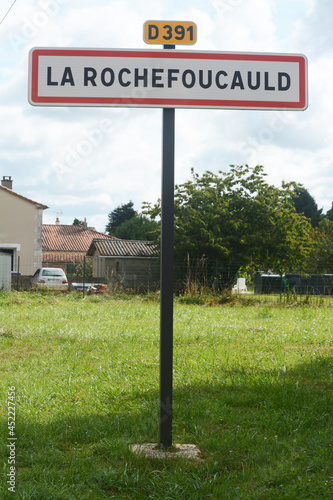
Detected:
left=159, top=44, right=175, bottom=449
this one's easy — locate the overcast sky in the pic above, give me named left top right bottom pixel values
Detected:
left=0, top=0, right=332, bottom=232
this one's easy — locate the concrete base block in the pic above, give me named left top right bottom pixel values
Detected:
left=131, top=443, right=201, bottom=460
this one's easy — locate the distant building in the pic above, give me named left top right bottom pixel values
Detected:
left=87, top=238, right=159, bottom=290
left=0, top=176, right=48, bottom=275
left=42, top=219, right=113, bottom=274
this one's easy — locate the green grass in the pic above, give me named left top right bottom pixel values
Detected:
left=0, top=291, right=332, bottom=499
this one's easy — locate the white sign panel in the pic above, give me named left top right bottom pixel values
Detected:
left=29, top=48, right=307, bottom=110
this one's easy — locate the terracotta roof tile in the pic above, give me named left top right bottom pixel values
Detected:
left=42, top=225, right=113, bottom=252
left=42, top=252, right=87, bottom=263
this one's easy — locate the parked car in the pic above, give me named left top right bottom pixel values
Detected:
left=30, top=268, right=68, bottom=291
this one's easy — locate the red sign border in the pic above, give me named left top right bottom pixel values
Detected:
left=29, top=48, right=307, bottom=110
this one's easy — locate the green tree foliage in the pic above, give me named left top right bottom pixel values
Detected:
left=73, top=218, right=84, bottom=226
left=113, top=214, right=158, bottom=241
left=307, top=219, right=333, bottom=273
left=105, top=201, right=136, bottom=235
left=74, top=258, right=93, bottom=277
left=291, top=187, right=323, bottom=227
left=144, top=165, right=313, bottom=277
left=325, top=202, right=333, bottom=221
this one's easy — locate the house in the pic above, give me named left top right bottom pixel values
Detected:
left=42, top=220, right=113, bottom=274
left=87, top=238, right=159, bottom=290
left=0, top=176, right=48, bottom=275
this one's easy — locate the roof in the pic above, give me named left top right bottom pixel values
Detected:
left=0, top=185, right=48, bottom=210
left=87, top=238, right=158, bottom=257
left=42, top=252, right=87, bottom=263
left=42, top=224, right=113, bottom=252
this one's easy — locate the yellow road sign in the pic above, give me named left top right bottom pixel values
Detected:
left=144, top=21, right=197, bottom=45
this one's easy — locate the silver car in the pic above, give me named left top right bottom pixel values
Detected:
left=31, top=268, right=68, bottom=291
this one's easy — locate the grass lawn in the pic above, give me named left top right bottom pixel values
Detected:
left=0, top=291, right=332, bottom=499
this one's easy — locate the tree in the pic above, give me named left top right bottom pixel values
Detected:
left=291, top=187, right=323, bottom=227
left=105, top=201, right=136, bottom=235
left=74, top=258, right=93, bottom=277
left=113, top=214, right=158, bottom=241
left=325, top=202, right=333, bottom=221
left=73, top=218, right=84, bottom=226
left=307, top=218, right=333, bottom=273
left=144, top=165, right=313, bottom=280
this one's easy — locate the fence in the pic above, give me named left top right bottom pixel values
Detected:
left=254, top=273, right=333, bottom=296
left=4, top=257, right=237, bottom=293
left=3, top=257, right=333, bottom=296
left=173, top=257, right=239, bottom=294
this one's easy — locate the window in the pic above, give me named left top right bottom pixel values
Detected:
left=42, top=269, right=65, bottom=277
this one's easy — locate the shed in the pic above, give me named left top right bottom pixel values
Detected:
left=87, top=238, right=159, bottom=291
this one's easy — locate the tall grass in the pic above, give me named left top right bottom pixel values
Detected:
left=0, top=291, right=332, bottom=499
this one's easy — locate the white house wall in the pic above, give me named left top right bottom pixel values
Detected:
left=0, top=189, right=44, bottom=275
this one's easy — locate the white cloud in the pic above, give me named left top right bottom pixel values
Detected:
left=0, top=0, right=332, bottom=231
left=211, top=0, right=278, bottom=52
left=292, top=0, right=333, bottom=58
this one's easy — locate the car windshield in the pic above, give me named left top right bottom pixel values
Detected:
left=42, top=269, right=64, bottom=277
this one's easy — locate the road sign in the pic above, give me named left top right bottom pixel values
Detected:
left=143, top=21, right=197, bottom=45
left=28, top=36, right=309, bottom=450
left=29, top=48, right=307, bottom=110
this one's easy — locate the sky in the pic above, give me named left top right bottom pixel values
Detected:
left=0, top=0, right=332, bottom=232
